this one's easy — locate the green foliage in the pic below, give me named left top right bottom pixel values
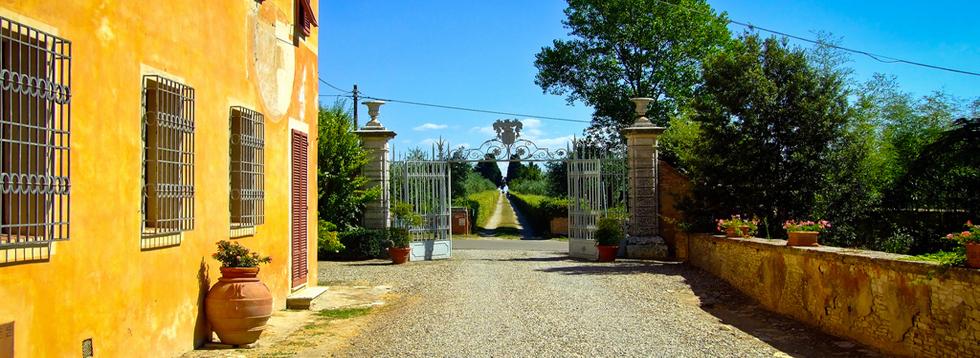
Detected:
left=685, top=34, right=849, bottom=236
left=317, top=220, right=345, bottom=259
left=315, top=307, right=372, bottom=319
left=317, top=101, right=381, bottom=230
left=903, top=248, right=967, bottom=282
left=509, top=193, right=568, bottom=236
left=211, top=240, right=272, bottom=268
left=594, top=216, right=625, bottom=246
left=505, top=155, right=523, bottom=186
left=459, top=172, right=497, bottom=197
left=659, top=111, right=701, bottom=174
left=534, top=0, right=731, bottom=144
left=544, top=161, right=568, bottom=197
left=388, top=201, right=423, bottom=248
left=508, top=178, right=549, bottom=196
left=474, top=154, right=503, bottom=188
left=319, top=228, right=385, bottom=261
left=943, top=221, right=980, bottom=245
left=466, top=190, right=501, bottom=228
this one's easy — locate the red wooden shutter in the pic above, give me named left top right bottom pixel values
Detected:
left=291, top=130, right=309, bottom=287
left=298, top=0, right=318, bottom=37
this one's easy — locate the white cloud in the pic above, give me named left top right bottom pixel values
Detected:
left=413, top=123, right=448, bottom=131
left=419, top=138, right=437, bottom=145
left=532, top=135, right=575, bottom=149
left=469, top=126, right=497, bottom=137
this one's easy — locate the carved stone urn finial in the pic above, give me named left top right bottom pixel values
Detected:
left=362, top=100, right=386, bottom=128
left=629, top=97, right=656, bottom=127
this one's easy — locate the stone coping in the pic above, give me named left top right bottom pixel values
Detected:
left=698, top=233, right=980, bottom=284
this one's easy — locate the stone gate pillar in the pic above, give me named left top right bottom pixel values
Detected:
left=620, top=98, right=668, bottom=260
left=354, top=101, right=396, bottom=230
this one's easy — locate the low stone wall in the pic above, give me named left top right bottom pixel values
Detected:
left=689, top=234, right=980, bottom=358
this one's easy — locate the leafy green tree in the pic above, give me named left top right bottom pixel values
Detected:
left=317, top=101, right=380, bottom=230
left=534, top=0, right=730, bottom=144
left=544, top=161, right=568, bottom=197
left=505, top=154, right=523, bottom=186
left=686, top=34, right=849, bottom=233
left=474, top=154, right=503, bottom=188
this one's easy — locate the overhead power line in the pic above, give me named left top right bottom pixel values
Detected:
left=650, top=0, right=980, bottom=77
left=358, top=94, right=592, bottom=124
left=318, top=78, right=353, bottom=94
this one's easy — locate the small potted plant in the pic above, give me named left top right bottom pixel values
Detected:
left=205, top=240, right=273, bottom=345
left=944, top=221, right=980, bottom=268
left=594, top=216, right=625, bottom=262
left=389, top=201, right=423, bottom=264
left=716, top=215, right=758, bottom=238
left=783, top=220, right=830, bottom=246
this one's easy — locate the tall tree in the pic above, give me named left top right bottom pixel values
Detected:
left=505, top=154, right=524, bottom=186
left=474, top=154, right=503, bottom=188
left=686, top=34, right=849, bottom=233
left=534, top=0, right=730, bottom=144
left=317, top=101, right=380, bottom=229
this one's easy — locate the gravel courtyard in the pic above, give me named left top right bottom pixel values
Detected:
left=317, top=247, right=886, bottom=358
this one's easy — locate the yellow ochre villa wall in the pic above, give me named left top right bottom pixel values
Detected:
left=0, top=0, right=319, bottom=357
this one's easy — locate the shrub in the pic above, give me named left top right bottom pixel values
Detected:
left=594, top=216, right=625, bottom=246
left=509, top=193, right=568, bottom=236
left=317, top=220, right=345, bottom=260
left=467, top=190, right=500, bottom=228
left=319, top=228, right=385, bottom=261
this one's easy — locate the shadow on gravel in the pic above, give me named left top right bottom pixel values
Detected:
left=536, top=260, right=884, bottom=357
left=480, top=255, right=570, bottom=262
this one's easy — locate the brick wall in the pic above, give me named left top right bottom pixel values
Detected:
left=658, top=161, right=691, bottom=259
left=689, top=234, right=980, bottom=358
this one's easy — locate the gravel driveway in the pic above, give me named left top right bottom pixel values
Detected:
left=317, top=248, right=885, bottom=358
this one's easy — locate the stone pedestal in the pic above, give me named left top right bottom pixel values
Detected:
left=620, top=98, right=668, bottom=260
left=354, top=101, right=396, bottom=230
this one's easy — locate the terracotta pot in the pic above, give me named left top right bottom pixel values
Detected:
left=965, top=243, right=980, bottom=268
left=726, top=226, right=750, bottom=238
left=787, top=231, right=819, bottom=246
left=597, top=246, right=619, bottom=262
left=390, top=247, right=411, bottom=264
left=205, top=267, right=273, bottom=345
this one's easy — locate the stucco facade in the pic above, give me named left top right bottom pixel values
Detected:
left=0, top=1, right=319, bottom=357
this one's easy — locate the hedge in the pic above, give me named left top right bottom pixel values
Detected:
left=509, top=192, right=568, bottom=236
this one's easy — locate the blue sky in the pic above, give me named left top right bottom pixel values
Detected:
left=318, top=0, right=980, bottom=156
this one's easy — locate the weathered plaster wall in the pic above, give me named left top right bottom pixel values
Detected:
left=689, top=234, right=980, bottom=357
left=0, top=1, right=319, bottom=357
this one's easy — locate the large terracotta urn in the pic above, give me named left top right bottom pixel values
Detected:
left=205, top=267, right=273, bottom=345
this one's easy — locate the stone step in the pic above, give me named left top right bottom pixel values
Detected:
left=286, top=286, right=329, bottom=309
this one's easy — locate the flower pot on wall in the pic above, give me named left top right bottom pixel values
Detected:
left=597, top=246, right=619, bottom=262
left=205, top=267, right=273, bottom=345
left=965, top=243, right=980, bottom=268
left=726, top=226, right=749, bottom=238
left=390, top=247, right=411, bottom=264
left=787, top=231, right=819, bottom=246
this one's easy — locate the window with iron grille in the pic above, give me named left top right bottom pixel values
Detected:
left=141, top=75, right=194, bottom=238
left=0, top=16, right=72, bottom=247
left=230, top=106, right=264, bottom=228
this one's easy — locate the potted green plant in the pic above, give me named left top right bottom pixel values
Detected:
left=944, top=221, right=980, bottom=268
left=716, top=215, right=758, bottom=238
left=389, top=201, right=422, bottom=264
left=594, top=216, right=624, bottom=262
left=205, top=240, right=273, bottom=345
left=782, top=220, right=830, bottom=246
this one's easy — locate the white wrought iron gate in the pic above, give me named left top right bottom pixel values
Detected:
left=567, top=142, right=628, bottom=260
left=391, top=159, right=451, bottom=261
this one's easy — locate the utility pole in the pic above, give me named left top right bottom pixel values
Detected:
left=352, top=84, right=359, bottom=128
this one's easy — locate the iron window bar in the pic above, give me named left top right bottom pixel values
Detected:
left=230, top=106, right=265, bottom=228
left=0, top=16, right=72, bottom=247
left=141, top=75, right=194, bottom=239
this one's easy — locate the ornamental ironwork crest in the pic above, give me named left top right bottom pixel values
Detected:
left=445, top=119, right=569, bottom=162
